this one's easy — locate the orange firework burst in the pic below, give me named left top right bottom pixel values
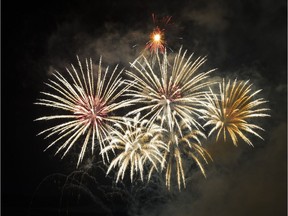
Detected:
left=145, top=14, right=172, bottom=54
left=146, top=27, right=165, bottom=54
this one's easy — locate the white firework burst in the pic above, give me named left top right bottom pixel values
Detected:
left=101, top=114, right=167, bottom=183
left=35, top=56, right=132, bottom=166
left=126, top=47, right=216, bottom=134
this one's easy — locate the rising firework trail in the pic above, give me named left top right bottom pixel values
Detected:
left=204, top=79, right=270, bottom=146
left=35, top=56, right=132, bottom=166
left=101, top=114, right=167, bottom=183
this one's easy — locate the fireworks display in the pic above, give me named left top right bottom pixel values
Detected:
left=35, top=56, right=131, bottom=166
left=204, top=79, right=270, bottom=146
left=35, top=16, right=270, bottom=191
left=2, top=0, right=285, bottom=214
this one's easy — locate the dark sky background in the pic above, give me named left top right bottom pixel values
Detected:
left=2, top=0, right=287, bottom=216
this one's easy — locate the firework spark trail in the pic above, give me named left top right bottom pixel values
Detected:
left=204, top=79, right=270, bottom=146
left=156, top=120, right=212, bottom=190
left=35, top=56, right=132, bottom=166
left=101, top=113, right=167, bottom=183
left=126, top=47, right=216, bottom=135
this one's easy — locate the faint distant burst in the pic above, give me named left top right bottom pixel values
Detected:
left=126, top=47, right=216, bottom=133
left=160, top=121, right=212, bottom=190
left=101, top=114, right=167, bottom=183
left=204, top=79, right=270, bottom=146
left=35, top=56, right=131, bottom=166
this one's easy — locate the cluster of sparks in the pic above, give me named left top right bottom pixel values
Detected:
left=36, top=19, right=270, bottom=190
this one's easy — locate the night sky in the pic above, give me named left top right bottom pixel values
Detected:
left=2, top=0, right=287, bottom=216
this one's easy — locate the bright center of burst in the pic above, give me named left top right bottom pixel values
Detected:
left=153, top=34, right=161, bottom=42
left=75, top=97, right=107, bottom=126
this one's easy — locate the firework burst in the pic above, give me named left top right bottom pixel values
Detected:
left=101, top=114, right=167, bottom=183
left=35, top=56, right=132, bottom=166
left=126, top=47, right=216, bottom=133
left=145, top=27, right=166, bottom=54
left=145, top=14, right=172, bottom=55
left=204, top=79, right=270, bottom=146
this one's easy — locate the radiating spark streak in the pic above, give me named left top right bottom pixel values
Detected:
left=152, top=13, right=172, bottom=26
left=35, top=56, right=132, bottom=166
left=151, top=120, right=212, bottom=190
left=101, top=114, right=167, bottom=183
left=167, top=128, right=211, bottom=190
left=126, top=47, right=216, bottom=133
left=204, top=79, right=270, bottom=146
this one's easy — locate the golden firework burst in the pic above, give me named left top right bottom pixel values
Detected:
left=204, top=79, right=270, bottom=146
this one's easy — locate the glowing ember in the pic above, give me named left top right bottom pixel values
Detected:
left=146, top=27, right=165, bottom=54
